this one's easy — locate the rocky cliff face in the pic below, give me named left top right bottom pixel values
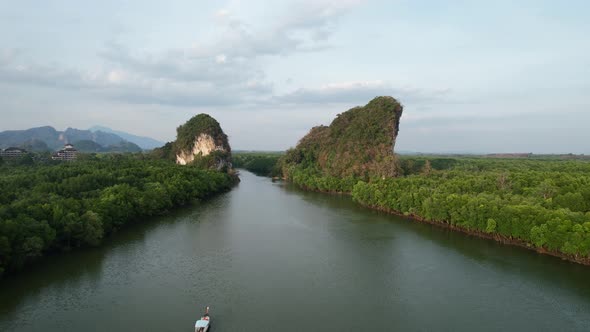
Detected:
left=173, top=114, right=232, bottom=170
left=176, top=133, right=224, bottom=165
left=281, top=96, right=403, bottom=179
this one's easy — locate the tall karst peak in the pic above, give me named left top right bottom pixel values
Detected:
left=174, top=114, right=232, bottom=170
left=282, top=96, right=403, bottom=180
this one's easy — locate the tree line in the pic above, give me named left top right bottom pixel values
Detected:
left=232, top=152, right=283, bottom=177
left=0, top=154, right=235, bottom=277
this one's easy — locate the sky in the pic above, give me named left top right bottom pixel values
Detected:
left=0, top=0, right=589, bottom=153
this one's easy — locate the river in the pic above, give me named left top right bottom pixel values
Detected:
left=1, top=171, right=590, bottom=331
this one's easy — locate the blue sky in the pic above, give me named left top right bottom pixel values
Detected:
left=1, top=0, right=589, bottom=153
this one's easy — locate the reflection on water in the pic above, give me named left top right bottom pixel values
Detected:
left=1, top=171, right=590, bottom=332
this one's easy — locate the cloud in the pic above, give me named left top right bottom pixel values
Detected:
left=0, top=58, right=91, bottom=90
left=0, top=50, right=273, bottom=107
left=215, top=54, right=227, bottom=64
left=99, top=43, right=263, bottom=85
left=97, top=0, right=364, bottom=86
left=0, top=47, right=451, bottom=109
left=107, top=70, right=125, bottom=84
left=6, top=1, right=446, bottom=111
left=215, top=9, right=230, bottom=19
left=275, top=80, right=452, bottom=105
left=207, top=0, right=363, bottom=57
left=0, top=1, right=368, bottom=109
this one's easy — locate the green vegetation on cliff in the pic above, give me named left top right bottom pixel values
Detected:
left=151, top=114, right=232, bottom=170
left=0, top=155, right=235, bottom=277
left=175, top=114, right=230, bottom=153
left=280, top=96, right=403, bottom=191
left=150, top=142, right=176, bottom=161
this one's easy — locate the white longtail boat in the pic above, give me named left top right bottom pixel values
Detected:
left=194, top=306, right=211, bottom=332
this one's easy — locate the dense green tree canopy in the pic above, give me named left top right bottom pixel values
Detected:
left=0, top=155, right=235, bottom=277
left=233, top=152, right=283, bottom=177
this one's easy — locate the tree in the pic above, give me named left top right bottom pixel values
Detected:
left=16, top=154, right=34, bottom=166
left=78, top=211, right=104, bottom=246
left=422, top=160, right=433, bottom=176
left=497, top=172, right=511, bottom=191
left=537, top=180, right=557, bottom=199
left=485, top=218, right=497, bottom=233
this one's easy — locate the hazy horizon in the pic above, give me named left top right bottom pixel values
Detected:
left=1, top=0, right=589, bottom=153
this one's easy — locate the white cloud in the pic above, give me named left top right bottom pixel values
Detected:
left=276, top=80, right=451, bottom=105
left=0, top=1, right=369, bottom=108
left=215, top=9, right=230, bottom=18
left=107, top=70, right=125, bottom=84
left=215, top=54, right=227, bottom=64
left=0, top=46, right=453, bottom=109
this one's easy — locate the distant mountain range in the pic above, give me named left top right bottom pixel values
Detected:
left=89, top=126, right=164, bottom=150
left=0, top=126, right=163, bottom=153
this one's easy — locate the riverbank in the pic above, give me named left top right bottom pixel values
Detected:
left=284, top=177, right=590, bottom=265
left=274, top=174, right=590, bottom=269
left=273, top=156, right=590, bottom=266
left=354, top=200, right=590, bottom=266
left=349, top=172, right=590, bottom=266
left=0, top=157, right=238, bottom=278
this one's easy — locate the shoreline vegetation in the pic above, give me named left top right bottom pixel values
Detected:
left=278, top=156, right=590, bottom=266
left=234, top=152, right=590, bottom=266
left=233, top=152, right=283, bottom=177
left=0, top=154, right=237, bottom=278
left=350, top=159, right=590, bottom=266
left=358, top=195, right=590, bottom=266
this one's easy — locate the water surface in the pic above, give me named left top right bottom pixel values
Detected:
left=1, top=171, right=590, bottom=331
